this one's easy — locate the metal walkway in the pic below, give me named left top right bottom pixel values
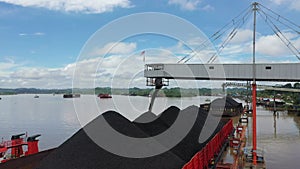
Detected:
left=144, top=63, right=300, bottom=82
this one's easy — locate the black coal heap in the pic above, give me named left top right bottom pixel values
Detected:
left=37, top=106, right=227, bottom=169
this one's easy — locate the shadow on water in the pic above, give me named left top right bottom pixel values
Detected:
left=273, top=114, right=277, bottom=139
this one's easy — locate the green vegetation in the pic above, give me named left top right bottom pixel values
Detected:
left=257, top=83, right=300, bottom=105
left=1, top=83, right=299, bottom=102
left=96, top=87, right=199, bottom=97
left=0, top=88, right=72, bottom=95
left=0, top=87, right=225, bottom=97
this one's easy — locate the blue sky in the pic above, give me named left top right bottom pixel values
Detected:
left=0, top=0, right=299, bottom=88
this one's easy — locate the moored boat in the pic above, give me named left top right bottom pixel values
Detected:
left=98, top=94, right=112, bottom=98
left=63, top=94, right=80, bottom=98
left=0, top=133, right=41, bottom=163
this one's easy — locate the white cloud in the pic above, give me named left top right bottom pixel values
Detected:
left=19, top=32, right=45, bottom=36
left=271, top=0, right=286, bottom=5
left=256, top=34, right=288, bottom=56
left=2, top=32, right=299, bottom=89
left=229, top=29, right=253, bottom=44
left=0, top=60, right=17, bottom=71
left=165, top=41, right=189, bottom=55
left=0, top=49, right=180, bottom=89
left=0, top=57, right=21, bottom=77
left=0, top=0, right=132, bottom=14
left=186, top=36, right=207, bottom=46
left=91, top=42, right=137, bottom=56
left=7, top=67, right=72, bottom=88
left=217, top=28, right=300, bottom=57
left=221, top=43, right=250, bottom=56
left=0, top=63, right=16, bottom=76
left=161, top=37, right=217, bottom=63
left=270, top=0, right=300, bottom=11
left=0, top=41, right=139, bottom=88
left=256, top=32, right=300, bottom=57
left=33, top=32, right=45, bottom=36
left=290, top=1, right=300, bottom=11
left=201, top=4, right=214, bottom=11
left=0, top=56, right=72, bottom=88
left=168, top=0, right=201, bottom=11
left=212, top=29, right=300, bottom=63
left=11, top=68, right=62, bottom=80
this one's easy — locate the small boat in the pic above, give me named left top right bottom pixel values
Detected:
left=63, top=94, right=80, bottom=98
left=0, top=133, right=41, bottom=163
left=239, top=113, right=248, bottom=123
left=243, top=147, right=265, bottom=164
left=34, top=95, right=39, bottom=98
left=98, top=94, right=112, bottom=98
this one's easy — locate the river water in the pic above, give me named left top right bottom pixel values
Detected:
left=250, top=107, right=300, bottom=169
left=0, top=94, right=299, bottom=168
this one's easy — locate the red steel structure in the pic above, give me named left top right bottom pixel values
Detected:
left=252, top=84, right=257, bottom=165
left=0, top=133, right=41, bottom=163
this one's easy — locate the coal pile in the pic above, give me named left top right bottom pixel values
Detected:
left=134, top=111, right=157, bottom=123
left=210, top=96, right=242, bottom=110
left=37, top=106, right=228, bottom=169
left=203, top=96, right=243, bottom=117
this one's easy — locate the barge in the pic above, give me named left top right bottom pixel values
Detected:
left=98, top=93, right=112, bottom=98
left=63, top=93, right=80, bottom=98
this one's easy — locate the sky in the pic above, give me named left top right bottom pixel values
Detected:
left=0, top=0, right=300, bottom=89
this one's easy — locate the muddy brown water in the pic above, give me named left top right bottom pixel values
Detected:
left=0, top=94, right=299, bottom=168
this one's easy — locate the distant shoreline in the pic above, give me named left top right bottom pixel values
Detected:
left=0, top=87, right=224, bottom=97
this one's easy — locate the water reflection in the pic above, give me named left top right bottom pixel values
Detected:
left=222, top=103, right=300, bottom=169
left=292, top=113, right=300, bottom=136
left=255, top=107, right=300, bottom=169
left=273, top=114, right=277, bottom=138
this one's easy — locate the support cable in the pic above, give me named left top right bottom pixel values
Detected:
left=177, top=4, right=253, bottom=63
left=259, top=4, right=300, bottom=33
left=207, top=8, right=253, bottom=63
left=257, top=9, right=300, bottom=60
left=178, top=2, right=300, bottom=63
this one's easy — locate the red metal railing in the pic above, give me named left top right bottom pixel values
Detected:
left=0, top=139, right=27, bottom=149
left=0, top=135, right=40, bottom=163
left=182, top=119, right=234, bottom=169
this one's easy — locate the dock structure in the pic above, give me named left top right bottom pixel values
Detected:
left=144, top=63, right=300, bottom=82
left=144, top=62, right=300, bottom=168
left=143, top=2, right=300, bottom=167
